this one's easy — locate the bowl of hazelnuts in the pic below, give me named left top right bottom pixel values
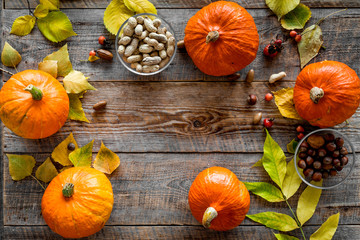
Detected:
left=294, top=128, right=356, bottom=189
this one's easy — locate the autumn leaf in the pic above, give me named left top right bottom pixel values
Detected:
left=38, top=60, right=58, bottom=78
left=68, top=94, right=90, bottom=123
left=298, top=24, right=323, bottom=68
left=282, top=159, right=303, bottom=200
left=34, top=4, right=49, bottom=18
left=124, top=0, right=157, bottom=14
left=43, top=44, right=73, bottom=77
left=69, top=140, right=94, bottom=167
left=10, top=15, right=36, bottom=36
left=252, top=158, right=263, bottom=167
left=310, top=213, right=340, bottom=240
left=286, top=138, right=298, bottom=154
left=63, top=70, right=96, bottom=94
left=37, top=11, right=77, bottom=43
left=265, top=0, right=300, bottom=19
left=35, top=157, right=58, bottom=183
left=243, top=182, right=284, bottom=202
left=88, top=55, right=100, bottom=62
left=1, top=42, right=22, bottom=67
left=297, top=180, right=322, bottom=225
left=273, top=88, right=302, bottom=120
left=274, top=233, right=299, bottom=240
left=247, top=212, right=298, bottom=232
left=281, top=4, right=311, bottom=30
left=40, top=0, right=60, bottom=10
left=51, top=133, right=79, bottom=166
left=104, top=0, right=134, bottom=35
left=94, top=141, right=120, bottom=174
left=59, top=166, right=72, bottom=172
left=7, top=154, right=36, bottom=181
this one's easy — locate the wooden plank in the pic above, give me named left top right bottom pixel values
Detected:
left=2, top=8, right=360, bottom=82
left=3, top=153, right=360, bottom=226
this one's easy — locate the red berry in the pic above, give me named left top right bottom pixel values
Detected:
left=98, top=36, right=106, bottom=45
left=290, top=30, right=297, bottom=38
left=297, top=133, right=305, bottom=140
left=89, top=50, right=96, bottom=57
left=296, top=125, right=305, bottom=133
left=274, top=39, right=282, bottom=46
left=263, top=118, right=274, bottom=128
left=263, top=45, right=278, bottom=58
left=265, top=93, right=273, bottom=101
left=295, top=34, right=302, bottom=42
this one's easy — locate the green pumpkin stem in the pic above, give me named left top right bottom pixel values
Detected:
left=62, top=183, right=74, bottom=198
left=24, top=84, right=43, bottom=101
left=206, top=31, right=219, bottom=44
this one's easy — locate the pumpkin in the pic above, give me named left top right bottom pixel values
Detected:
left=41, top=167, right=114, bottom=239
left=188, top=166, right=250, bottom=231
left=184, top=1, right=259, bottom=76
left=294, top=61, right=360, bottom=128
left=0, top=70, right=69, bottom=139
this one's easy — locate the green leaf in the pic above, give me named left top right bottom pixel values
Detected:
left=68, top=94, right=90, bottom=123
left=1, top=42, right=22, bottom=68
left=38, top=60, right=58, bottom=78
left=34, top=4, right=49, bottom=18
left=37, top=11, right=77, bottom=43
left=63, top=70, right=96, bottom=94
left=262, top=129, right=287, bottom=189
left=274, top=233, right=299, bottom=240
left=7, top=154, right=36, bottom=181
left=252, top=158, right=263, bottom=167
left=310, top=213, right=340, bottom=240
left=51, top=133, right=79, bottom=166
left=281, top=4, right=311, bottom=30
left=10, top=15, right=36, bottom=36
left=243, top=182, right=284, bottom=202
left=104, top=0, right=134, bottom=35
left=298, top=24, right=323, bottom=68
left=265, top=0, right=300, bottom=19
left=40, top=0, right=59, bottom=10
left=297, top=180, right=322, bottom=226
left=273, top=88, right=302, bottom=120
left=43, top=44, right=73, bottom=77
left=124, top=0, right=157, bottom=14
left=282, top=159, right=303, bottom=200
left=69, top=140, right=94, bottom=167
left=247, top=212, right=298, bottom=232
left=35, top=157, right=58, bottom=183
left=287, top=138, right=298, bottom=154
left=93, top=141, right=121, bottom=174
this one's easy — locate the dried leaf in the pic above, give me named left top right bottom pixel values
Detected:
left=297, top=180, right=322, bottom=226
left=281, top=4, right=311, bottom=30
left=298, top=24, right=323, bottom=68
left=40, top=0, right=59, bottom=10
left=94, top=141, right=120, bottom=174
left=51, top=133, right=79, bottom=166
left=247, top=212, right=298, bottom=232
left=124, top=0, right=157, bottom=14
left=10, top=15, right=36, bottom=36
left=287, top=138, right=298, bottom=154
left=262, top=129, right=287, bottom=190
left=7, top=154, right=36, bottom=181
left=243, top=182, right=284, bottom=202
left=88, top=55, right=100, bottom=62
left=282, top=159, right=303, bottom=200
left=63, top=70, right=96, bottom=94
left=34, top=4, right=49, bottom=18
left=310, top=213, right=340, bottom=240
left=68, top=94, right=90, bottom=123
left=274, top=233, right=299, bottom=240
left=69, top=140, right=94, bottom=167
left=35, top=157, right=58, bottom=183
left=273, top=88, right=302, bottom=120
left=1, top=42, right=22, bottom=67
left=43, top=44, right=73, bottom=77
left=59, top=166, right=72, bottom=172
left=104, top=0, right=134, bottom=35
left=265, top=0, right=300, bottom=19
left=38, top=60, right=58, bottom=78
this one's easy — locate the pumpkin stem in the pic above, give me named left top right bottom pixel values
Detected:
left=310, top=87, right=324, bottom=104
left=202, top=207, right=218, bottom=228
left=62, top=183, right=74, bottom=198
left=24, top=84, right=43, bottom=101
left=206, top=31, right=219, bottom=44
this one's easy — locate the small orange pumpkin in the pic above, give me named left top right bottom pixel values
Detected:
left=294, top=61, right=360, bottom=127
left=41, top=167, right=114, bottom=239
left=0, top=70, right=69, bottom=139
left=188, top=166, right=250, bottom=231
left=184, top=1, right=259, bottom=76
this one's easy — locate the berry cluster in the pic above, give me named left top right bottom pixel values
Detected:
left=290, top=30, right=302, bottom=42
left=263, top=39, right=283, bottom=58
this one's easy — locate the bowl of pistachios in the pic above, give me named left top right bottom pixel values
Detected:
left=115, top=13, right=177, bottom=75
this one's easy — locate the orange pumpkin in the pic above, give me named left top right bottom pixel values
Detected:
left=0, top=70, right=69, bottom=139
left=188, top=166, right=250, bottom=231
left=184, top=1, right=259, bottom=76
left=294, top=61, right=360, bottom=127
left=41, top=167, right=114, bottom=239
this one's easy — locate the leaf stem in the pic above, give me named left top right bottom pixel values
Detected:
left=26, top=0, right=34, bottom=16
left=30, top=174, right=46, bottom=191
left=0, top=67, right=14, bottom=76
left=316, top=8, right=347, bottom=26
left=284, top=196, right=306, bottom=240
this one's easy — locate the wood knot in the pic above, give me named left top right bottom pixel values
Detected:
left=193, top=120, right=202, bottom=128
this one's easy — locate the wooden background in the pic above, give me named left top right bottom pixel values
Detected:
left=1, top=0, right=360, bottom=239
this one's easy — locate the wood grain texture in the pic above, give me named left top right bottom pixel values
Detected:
left=2, top=8, right=360, bottom=82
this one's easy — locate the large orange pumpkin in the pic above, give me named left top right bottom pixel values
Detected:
left=184, top=1, right=259, bottom=76
left=41, top=167, right=114, bottom=239
left=0, top=70, right=69, bottom=139
left=294, top=61, right=360, bottom=128
left=188, top=166, right=250, bottom=231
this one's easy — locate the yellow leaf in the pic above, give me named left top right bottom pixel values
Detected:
left=265, top=0, right=300, bottom=19
left=34, top=4, right=49, bottom=18
left=1, top=42, right=22, bottom=68
left=69, top=140, right=94, bottom=167
left=273, top=88, right=303, bottom=120
left=68, top=94, right=90, bottom=123
left=282, top=159, right=303, bottom=200
left=310, top=213, right=340, bottom=240
left=63, top=70, right=96, bottom=94
left=40, top=0, right=59, bottom=10
left=104, top=0, right=134, bottom=35
left=124, top=0, right=157, bottom=14
left=10, top=15, right=36, bottom=36
left=51, top=133, right=79, bottom=166
left=38, top=60, right=58, bottom=78
left=88, top=55, right=100, bottom=62
left=43, top=44, right=73, bottom=77
left=35, top=157, right=58, bottom=183
left=297, top=180, right=322, bottom=226
left=94, top=141, right=120, bottom=174
left=59, top=166, right=72, bottom=172
left=7, top=154, right=36, bottom=181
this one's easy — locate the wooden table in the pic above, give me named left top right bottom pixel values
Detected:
left=1, top=0, right=360, bottom=239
